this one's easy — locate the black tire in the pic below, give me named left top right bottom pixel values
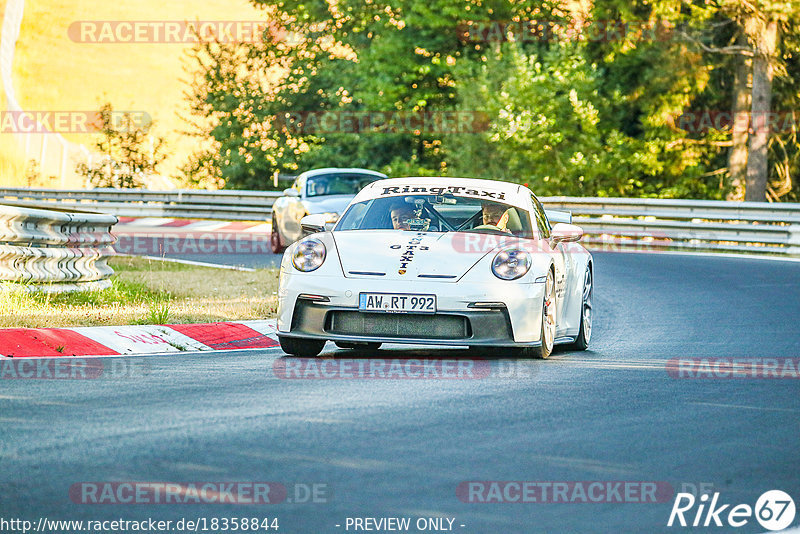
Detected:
left=334, top=341, right=382, bottom=351
left=279, top=336, right=325, bottom=357
left=567, top=265, right=593, bottom=351
left=519, top=269, right=555, bottom=359
left=270, top=215, right=285, bottom=254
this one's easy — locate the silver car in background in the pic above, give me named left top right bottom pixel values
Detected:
left=270, top=168, right=387, bottom=253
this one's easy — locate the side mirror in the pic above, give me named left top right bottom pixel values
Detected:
left=283, top=188, right=300, bottom=197
left=550, top=222, right=583, bottom=244
left=300, top=214, right=336, bottom=236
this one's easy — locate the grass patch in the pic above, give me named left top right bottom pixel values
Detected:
left=0, top=256, right=279, bottom=328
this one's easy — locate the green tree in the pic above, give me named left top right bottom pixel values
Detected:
left=182, top=0, right=800, bottom=200
left=77, top=103, right=167, bottom=188
left=181, top=1, right=565, bottom=188
left=650, top=0, right=800, bottom=200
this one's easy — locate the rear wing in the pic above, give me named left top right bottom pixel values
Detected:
left=545, top=209, right=572, bottom=225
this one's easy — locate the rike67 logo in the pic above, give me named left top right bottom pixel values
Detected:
left=668, top=490, right=796, bottom=531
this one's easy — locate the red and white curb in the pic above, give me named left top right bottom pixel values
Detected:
left=116, top=217, right=271, bottom=234
left=0, top=320, right=281, bottom=358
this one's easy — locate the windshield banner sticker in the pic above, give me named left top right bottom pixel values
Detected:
left=380, top=185, right=506, bottom=200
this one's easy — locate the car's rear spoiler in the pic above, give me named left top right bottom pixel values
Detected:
left=545, top=209, right=572, bottom=224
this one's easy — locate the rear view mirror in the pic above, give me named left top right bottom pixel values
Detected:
left=283, top=188, right=300, bottom=197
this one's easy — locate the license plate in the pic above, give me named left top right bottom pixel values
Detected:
left=359, top=293, right=437, bottom=313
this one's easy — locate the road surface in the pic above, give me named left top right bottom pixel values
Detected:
left=1, top=252, right=798, bottom=533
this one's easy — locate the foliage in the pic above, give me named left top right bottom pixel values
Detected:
left=76, top=103, right=167, bottom=188
left=181, top=0, right=800, bottom=200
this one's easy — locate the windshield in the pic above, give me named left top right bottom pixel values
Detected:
left=305, top=173, right=378, bottom=197
left=336, top=195, right=533, bottom=237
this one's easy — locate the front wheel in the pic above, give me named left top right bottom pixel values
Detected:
left=279, top=336, right=325, bottom=357
left=567, top=265, right=592, bottom=351
left=519, top=269, right=556, bottom=359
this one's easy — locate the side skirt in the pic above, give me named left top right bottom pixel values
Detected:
left=554, top=336, right=577, bottom=345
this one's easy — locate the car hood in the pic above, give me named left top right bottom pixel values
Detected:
left=332, top=230, right=496, bottom=282
left=303, top=195, right=355, bottom=215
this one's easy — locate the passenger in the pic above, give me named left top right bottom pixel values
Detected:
left=482, top=202, right=511, bottom=231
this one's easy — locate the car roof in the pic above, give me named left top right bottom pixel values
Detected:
left=297, top=167, right=388, bottom=179
left=354, top=177, right=532, bottom=209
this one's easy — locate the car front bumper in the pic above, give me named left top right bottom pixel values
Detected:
left=277, top=273, right=547, bottom=346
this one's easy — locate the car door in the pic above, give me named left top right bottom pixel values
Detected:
left=531, top=194, right=570, bottom=330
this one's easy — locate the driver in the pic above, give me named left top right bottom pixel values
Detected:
left=390, top=204, right=416, bottom=230
left=311, top=179, right=328, bottom=196
left=482, top=202, right=511, bottom=231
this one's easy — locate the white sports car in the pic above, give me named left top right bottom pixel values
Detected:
left=276, top=177, right=593, bottom=358
left=270, top=167, right=387, bottom=253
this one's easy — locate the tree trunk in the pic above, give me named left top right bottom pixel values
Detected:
left=745, top=19, right=778, bottom=201
left=727, top=33, right=750, bottom=200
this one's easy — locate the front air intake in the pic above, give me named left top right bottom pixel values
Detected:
left=327, top=311, right=470, bottom=339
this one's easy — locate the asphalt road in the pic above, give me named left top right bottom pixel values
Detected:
left=2, top=252, right=799, bottom=533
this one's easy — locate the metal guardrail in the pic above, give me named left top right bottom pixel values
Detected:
left=0, top=188, right=798, bottom=256
left=540, top=196, right=800, bottom=256
left=0, top=188, right=282, bottom=221
left=0, top=203, right=118, bottom=291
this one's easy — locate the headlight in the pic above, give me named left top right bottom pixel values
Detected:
left=491, top=249, right=531, bottom=280
left=292, top=237, right=326, bottom=272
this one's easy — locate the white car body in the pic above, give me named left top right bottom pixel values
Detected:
left=277, top=177, right=593, bottom=358
left=270, top=168, right=387, bottom=252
